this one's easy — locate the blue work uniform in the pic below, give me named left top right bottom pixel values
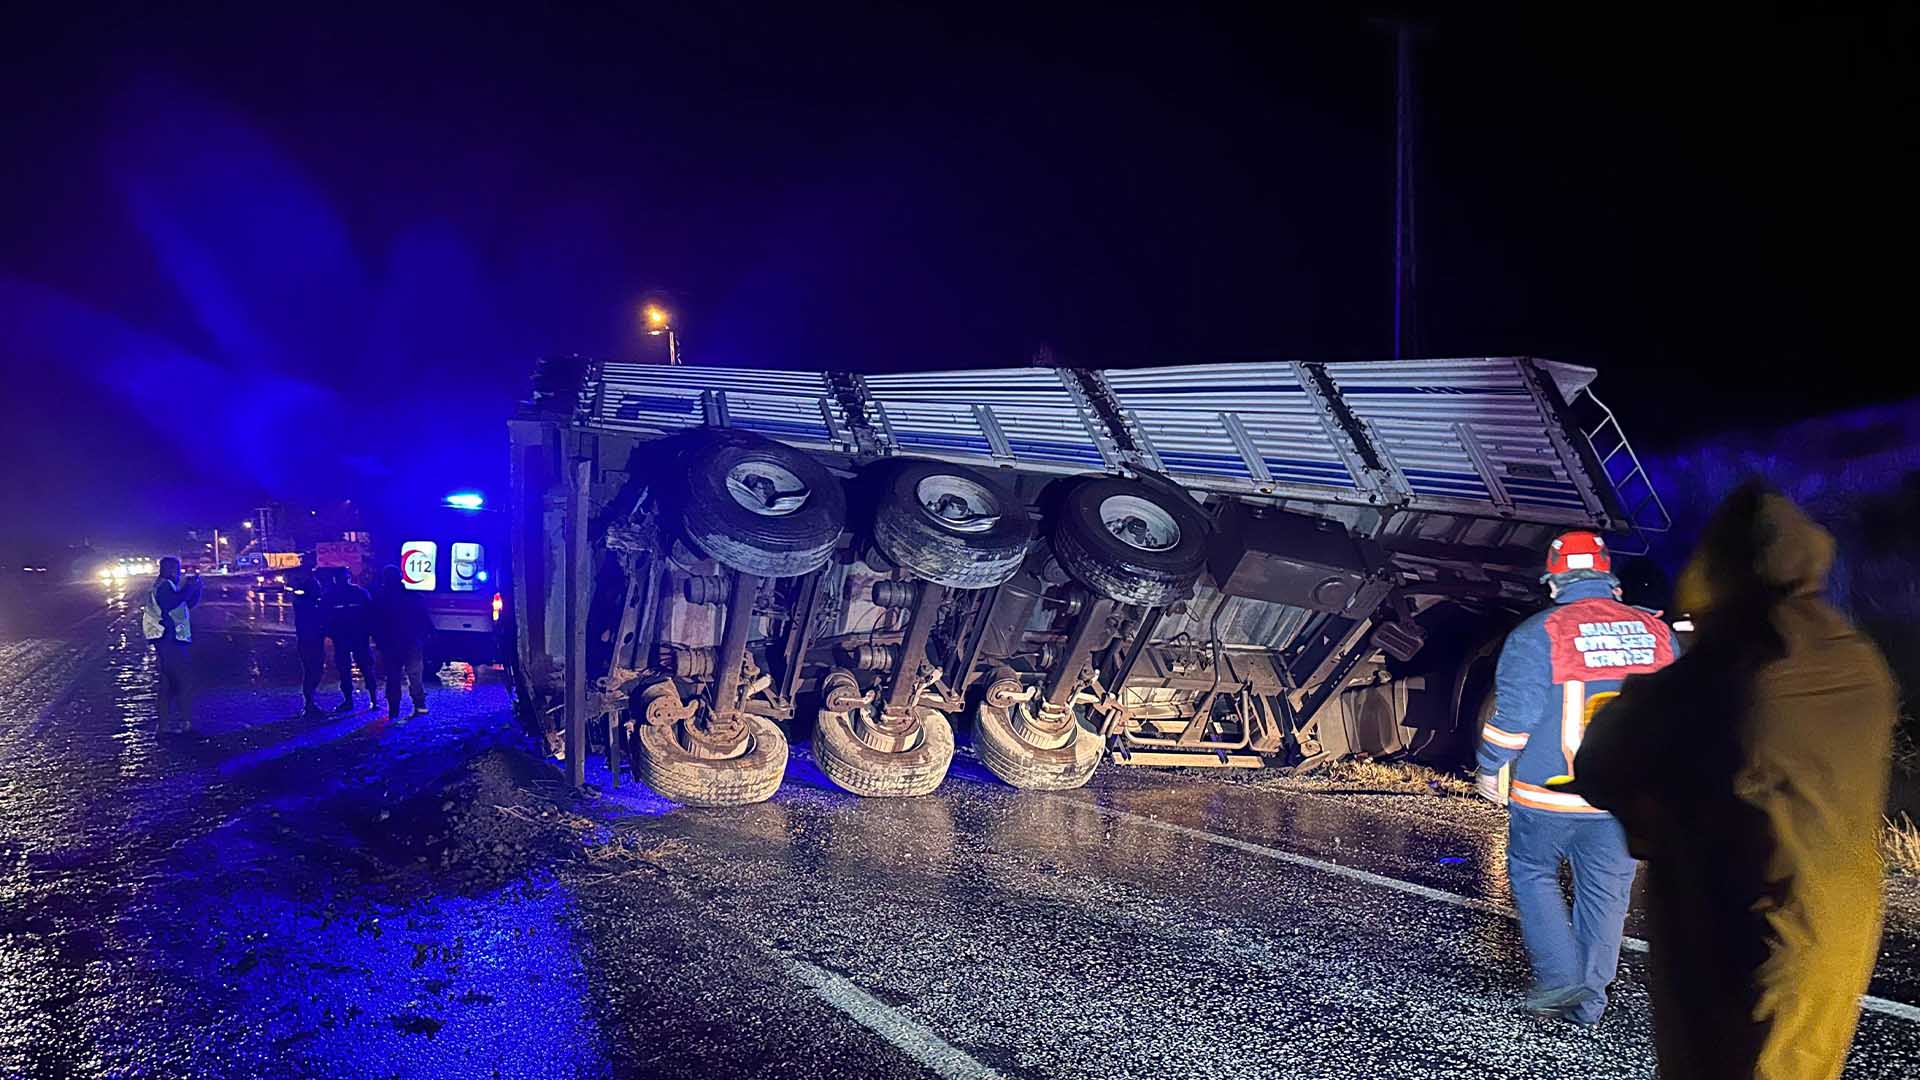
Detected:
left=321, top=579, right=378, bottom=706
left=1478, top=574, right=1678, bottom=1022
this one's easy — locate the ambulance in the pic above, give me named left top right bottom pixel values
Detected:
left=396, top=493, right=510, bottom=670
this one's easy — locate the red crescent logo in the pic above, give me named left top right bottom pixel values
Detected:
left=402, top=547, right=429, bottom=584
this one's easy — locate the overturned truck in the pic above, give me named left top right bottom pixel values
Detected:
left=508, top=356, right=1666, bottom=805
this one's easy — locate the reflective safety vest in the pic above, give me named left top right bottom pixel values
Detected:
left=143, top=581, right=192, bottom=643
left=1477, top=578, right=1678, bottom=813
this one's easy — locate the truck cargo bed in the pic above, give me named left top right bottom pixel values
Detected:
left=573, top=356, right=1663, bottom=541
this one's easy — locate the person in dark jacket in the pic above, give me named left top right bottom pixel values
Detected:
left=318, top=567, right=377, bottom=713
left=1570, top=485, right=1897, bottom=1079
left=370, top=564, right=433, bottom=719
left=289, top=557, right=328, bottom=715
left=143, top=557, right=204, bottom=733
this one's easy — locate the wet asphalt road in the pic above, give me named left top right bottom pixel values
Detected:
left=2, top=580, right=1918, bottom=1079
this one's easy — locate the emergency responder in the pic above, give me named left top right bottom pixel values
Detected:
left=319, top=567, right=377, bottom=713
left=1570, top=485, right=1896, bottom=1078
left=370, top=564, right=432, bottom=720
left=143, top=557, right=203, bottom=733
left=289, top=557, right=328, bottom=715
left=1475, top=530, right=1678, bottom=1023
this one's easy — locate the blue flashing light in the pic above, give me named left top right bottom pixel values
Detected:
left=444, top=492, right=485, bottom=510
left=477, top=570, right=489, bottom=582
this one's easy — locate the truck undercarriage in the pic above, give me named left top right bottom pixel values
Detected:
left=510, top=357, right=1666, bottom=805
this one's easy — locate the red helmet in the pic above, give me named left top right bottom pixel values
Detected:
left=1546, top=530, right=1611, bottom=576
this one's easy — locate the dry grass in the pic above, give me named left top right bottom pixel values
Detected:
left=1272, top=759, right=1920, bottom=878
left=1306, top=758, right=1476, bottom=798
left=1885, top=814, right=1920, bottom=877
left=489, top=794, right=695, bottom=885
left=568, top=833, right=696, bottom=885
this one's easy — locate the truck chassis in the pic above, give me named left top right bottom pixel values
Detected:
left=509, top=356, right=1666, bottom=805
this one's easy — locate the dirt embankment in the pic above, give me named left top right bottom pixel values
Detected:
left=1254, top=756, right=1920, bottom=880
left=355, top=746, right=691, bottom=892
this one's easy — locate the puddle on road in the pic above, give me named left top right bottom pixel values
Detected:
left=0, top=593, right=610, bottom=1078
left=5, top=585, right=1917, bottom=1077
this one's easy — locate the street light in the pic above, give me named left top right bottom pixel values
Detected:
left=642, top=304, right=681, bottom=366
left=243, top=520, right=254, bottom=530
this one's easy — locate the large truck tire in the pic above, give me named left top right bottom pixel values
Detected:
left=1051, top=476, right=1208, bottom=607
left=872, top=459, right=1035, bottom=589
left=812, top=707, right=955, bottom=797
left=974, top=702, right=1103, bottom=790
left=679, top=430, right=846, bottom=578
left=1408, top=639, right=1503, bottom=769
left=634, top=715, right=789, bottom=807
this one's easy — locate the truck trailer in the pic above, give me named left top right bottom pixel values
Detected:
left=507, top=356, right=1667, bottom=805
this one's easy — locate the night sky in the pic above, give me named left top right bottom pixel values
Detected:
left=2, top=4, right=1914, bottom=551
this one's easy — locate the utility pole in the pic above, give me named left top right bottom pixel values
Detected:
left=1384, top=18, right=1424, bottom=359
left=644, top=304, right=681, bottom=365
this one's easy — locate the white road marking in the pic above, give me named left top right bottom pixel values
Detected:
left=783, top=957, right=1006, bottom=1080
left=1054, top=795, right=1920, bottom=1024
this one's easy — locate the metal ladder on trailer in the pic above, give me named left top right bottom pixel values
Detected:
left=1571, top=389, right=1672, bottom=556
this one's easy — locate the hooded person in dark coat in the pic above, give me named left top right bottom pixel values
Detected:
left=1570, top=483, right=1897, bottom=1079
left=371, top=563, right=433, bottom=719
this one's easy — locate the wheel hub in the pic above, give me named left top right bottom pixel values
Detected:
left=725, top=461, right=810, bottom=516
left=1098, top=494, right=1179, bottom=551
left=914, top=474, right=1000, bottom=533
left=1009, top=699, right=1077, bottom=751
left=680, top=707, right=752, bottom=759
left=851, top=703, right=925, bottom=754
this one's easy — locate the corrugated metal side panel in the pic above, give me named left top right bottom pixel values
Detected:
left=585, top=364, right=844, bottom=449
left=1326, top=358, right=1595, bottom=521
left=571, top=358, right=1620, bottom=527
left=1102, top=363, right=1361, bottom=497
left=862, top=368, right=1106, bottom=470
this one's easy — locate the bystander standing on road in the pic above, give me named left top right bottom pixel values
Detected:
left=1474, top=530, right=1679, bottom=1024
left=319, top=567, right=377, bottom=713
left=371, top=563, right=432, bottom=721
left=142, top=556, right=203, bottom=734
left=1572, top=484, right=1898, bottom=1079
left=289, top=557, right=329, bottom=716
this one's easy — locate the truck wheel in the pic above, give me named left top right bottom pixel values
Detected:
left=1050, top=476, right=1208, bottom=607
left=1412, top=652, right=1499, bottom=769
left=812, top=706, right=955, bottom=797
left=634, top=715, right=789, bottom=807
left=679, top=430, right=846, bottom=578
left=872, top=460, right=1035, bottom=589
left=974, top=701, right=1103, bottom=790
